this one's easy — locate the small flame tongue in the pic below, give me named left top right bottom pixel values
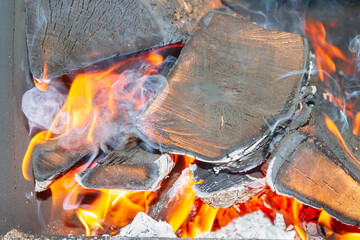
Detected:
left=303, top=16, right=347, bottom=82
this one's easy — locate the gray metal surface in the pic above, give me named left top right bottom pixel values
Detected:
left=0, top=0, right=44, bottom=234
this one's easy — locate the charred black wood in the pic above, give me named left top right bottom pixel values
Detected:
left=25, top=0, right=222, bottom=80
left=76, top=137, right=174, bottom=191
left=147, top=158, right=189, bottom=221
left=267, top=86, right=360, bottom=227
left=190, top=162, right=266, bottom=208
left=138, top=10, right=309, bottom=172
left=31, top=140, right=94, bottom=192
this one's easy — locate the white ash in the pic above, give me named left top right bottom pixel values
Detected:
left=116, top=212, right=176, bottom=238
left=205, top=211, right=295, bottom=239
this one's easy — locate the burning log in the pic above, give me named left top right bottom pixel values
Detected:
left=76, top=137, right=174, bottom=191
left=31, top=140, right=94, bottom=192
left=190, top=162, right=266, bottom=208
left=146, top=159, right=189, bottom=221
left=268, top=90, right=360, bottom=227
left=25, top=0, right=222, bottom=80
left=32, top=136, right=174, bottom=192
left=138, top=10, right=309, bottom=172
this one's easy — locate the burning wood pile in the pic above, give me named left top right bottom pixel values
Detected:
left=20, top=0, right=360, bottom=238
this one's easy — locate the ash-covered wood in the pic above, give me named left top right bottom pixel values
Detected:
left=25, top=0, right=222, bottom=80
left=268, top=88, right=360, bottom=227
left=146, top=160, right=187, bottom=221
left=138, top=11, right=309, bottom=171
left=31, top=140, right=94, bottom=192
left=190, top=162, right=266, bottom=208
left=76, top=137, right=174, bottom=191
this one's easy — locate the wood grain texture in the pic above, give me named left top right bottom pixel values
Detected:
left=268, top=132, right=360, bottom=226
left=25, top=0, right=222, bottom=79
left=138, top=11, right=308, bottom=170
left=77, top=138, right=174, bottom=191
left=31, top=140, right=94, bottom=191
left=268, top=86, right=360, bottom=226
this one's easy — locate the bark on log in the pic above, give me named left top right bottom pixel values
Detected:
left=190, top=162, right=266, bottom=208
left=267, top=87, right=360, bottom=227
left=76, top=138, right=174, bottom=191
left=25, top=0, right=222, bottom=80
left=138, top=10, right=309, bottom=172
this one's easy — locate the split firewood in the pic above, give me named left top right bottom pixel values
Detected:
left=32, top=136, right=173, bottom=192
left=190, top=162, right=266, bottom=208
left=146, top=159, right=188, bottom=221
left=76, top=137, right=174, bottom=191
left=31, top=140, right=95, bottom=192
left=267, top=88, right=360, bottom=227
left=138, top=10, right=309, bottom=172
left=25, top=0, right=223, bottom=80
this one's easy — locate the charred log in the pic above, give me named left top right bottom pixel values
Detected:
left=268, top=88, right=360, bottom=227
left=31, top=140, right=95, bottom=192
left=138, top=10, right=309, bottom=172
left=190, top=162, right=266, bottom=208
left=146, top=158, right=188, bottom=221
left=25, top=0, right=222, bottom=80
left=76, top=137, right=174, bottom=191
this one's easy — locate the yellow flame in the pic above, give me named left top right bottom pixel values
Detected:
left=292, top=201, right=306, bottom=240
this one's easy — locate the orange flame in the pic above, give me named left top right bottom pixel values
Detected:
left=324, top=115, right=360, bottom=168
left=34, top=58, right=50, bottom=91
left=318, top=210, right=360, bottom=239
left=181, top=203, right=219, bottom=238
left=22, top=50, right=166, bottom=182
left=353, top=111, right=360, bottom=136
left=167, top=171, right=196, bottom=234
left=22, top=131, right=48, bottom=180
left=47, top=52, right=164, bottom=142
left=292, top=201, right=306, bottom=240
left=46, top=155, right=223, bottom=237
left=303, top=16, right=347, bottom=81
left=23, top=43, right=232, bottom=237
left=49, top=161, right=151, bottom=236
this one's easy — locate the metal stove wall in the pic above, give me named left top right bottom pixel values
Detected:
left=0, top=0, right=44, bottom=234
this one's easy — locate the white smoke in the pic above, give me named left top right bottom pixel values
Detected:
left=349, top=34, right=360, bottom=74
left=22, top=85, right=65, bottom=133
left=22, top=55, right=172, bottom=151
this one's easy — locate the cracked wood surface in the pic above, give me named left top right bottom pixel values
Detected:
left=138, top=11, right=308, bottom=170
left=25, top=0, right=222, bottom=79
left=269, top=132, right=360, bottom=226
left=268, top=86, right=360, bottom=226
